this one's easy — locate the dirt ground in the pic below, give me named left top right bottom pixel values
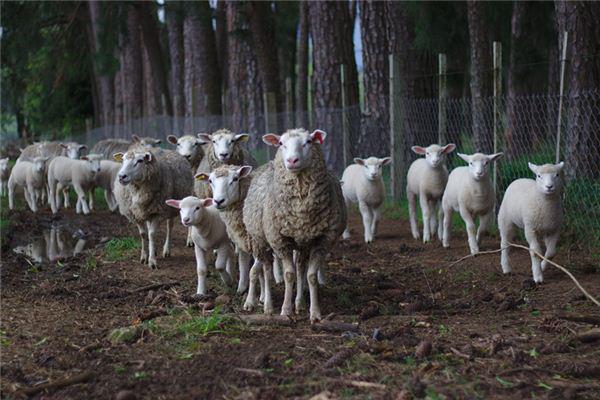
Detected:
left=1, top=207, right=599, bottom=400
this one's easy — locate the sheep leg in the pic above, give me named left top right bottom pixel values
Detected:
left=8, top=179, right=15, bottom=210
left=186, top=227, right=194, bottom=247
left=499, top=220, right=514, bottom=274
left=541, top=232, right=560, bottom=272
left=295, top=251, right=310, bottom=313
left=243, top=259, right=262, bottom=311
left=459, top=205, right=478, bottom=255
left=162, top=218, right=173, bottom=257
left=259, top=269, right=265, bottom=303
left=261, top=259, right=274, bottom=315
left=318, top=264, right=327, bottom=285
left=73, top=185, right=90, bottom=214
left=408, top=191, right=420, bottom=240
left=428, top=199, right=438, bottom=241
left=371, top=206, right=381, bottom=240
left=73, top=239, right=86, bottom=256
left=48, top=178, right=58, bottom=214
left=215, top=244, right=234, bottom=288
left=88, top=189, right=94, bottom=211
left=436, top=202, right=444, bottom=241
left=442, top=203, right=453, bottom=248
left=136, top=223, right=148, bottom=264
left=476, top=210, right=493, bottom=243
left=76, top=196, right=82, bottom=214
left=419, top=193, right=432, bottom=243
left=25, top=184, right=37, bottom=212
left=194, top=245, right=208, bottom=295
left=61, top=184, right=70, bottom=208
left=342, top=197, right=351, bottom=239
left=146, top=219, right=158, bottom=268
left=280, top=255, right=295, bottom=316
left=359, top=201, right=373, bottom=243
left=524, top=227, right=544, bottom=283
left=273, top=256, right=283, bottom=284
left=237, top=251, right=252, bottom=293
left=307, top=249, right=325, bottom=323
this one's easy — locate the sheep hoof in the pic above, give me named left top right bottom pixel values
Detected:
left=280, top=306, right=293, bottom=317
left=186, top=240, right=194, bottom=248
left=412, top=233, right=420, bottom=240
left=243, top=300, right=256, bottom=311
left=148, top=259, right=158, bottom=269
left=236, top=285, right=248, bottom=294
left=309, top=312, right=322, bottom=324
left=162, top=249, right=170, bottom=258
left=263, top=303, right=274, bottom=315
left=342, top=231, right=351, bottom=240
left=295, top=301, right=306, bottom=313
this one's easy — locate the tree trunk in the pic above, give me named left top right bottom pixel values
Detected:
left=142, top=44, right=160, bottom=118
left=308, top=1, right=359, bottom=172
left=215, top=0, right=228, bottom=101
left=123, top=6, right=143, bottom=124
left=296, top=1, right=309, bottom=129
left=555, top=1, right=600, bottom=179
left=166, top=2, right=185, bottom=128
left=467, top=1, right=493, bottom=153
left=360, top=0, right=389, bottom=157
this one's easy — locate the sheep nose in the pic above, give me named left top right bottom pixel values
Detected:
left=185, top=155, right=191, bottom=160
left=214, top=198, right=225, bottom=206
left=287, top=158, right=299, bottom=165
left=183, top=217, right=190, bottom=224
left=546, top=184, right=554, bottom=190
left=119, top=174, right=127, bottom=180
left=219, top=153, right=229, bottom=159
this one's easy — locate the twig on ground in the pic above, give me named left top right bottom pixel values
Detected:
left=14, top=371, right=94, bottom=396
left=570, top=328, right=600, bottom=343
left=555, top=313, right=600, bottom=326
left=128, top=281, right=180, bottom=294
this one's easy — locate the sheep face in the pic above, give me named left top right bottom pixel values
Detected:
left=165, top=196, right=213, bottom=227
left=412, top=143, right=456, bottom=168
left=61, top=143, right=88, bottom=159
left=354, top=156, right=391, bottom=181
left=458, top=152, right=503, bottom=181
left=528, top=162, right=564, bottom=196
left=198, top=130, right=248, bottom=162
left=81, top=154, right=102, bottom=177
left=0, top=158, right=9, bottom=173
left=199, top=166, right=252, bottom=209
left=115, top=152, right=152, bottom=185
left=32, top=157, right=49, bottom=173
left=263, top=128, right=327, bottom=172
left=132, top=135, right=161, bottom=149
left=167, top=135, right=206, bottom=162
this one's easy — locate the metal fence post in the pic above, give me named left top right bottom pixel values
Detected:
left=555, top=31, right=568, bottom=163
left=493, top=42, right=502, bottom=194
left=438, top=53, right=447, bottom=145
left=263, top=91, right=277, bottom=160
left=389, top=54, right=405, bottom=201
left=340, top=64, right=349, bottom=168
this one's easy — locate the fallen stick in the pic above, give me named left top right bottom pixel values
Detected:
left=556, top=313, right=600, bottom=326
left=233, top=368, right=265, bottom=378
left=341, top=379, right=387, bottom=390
left=237, top=314, right=294, bottom=326
left=311, top=320, right=359, bottom=333
left=571, top=328, right=600, bottom=343
left=15, top=371, right=94, bottom=396
left=129, top=282, right=180, bottom=294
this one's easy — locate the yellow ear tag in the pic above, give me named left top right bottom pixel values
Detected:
left=113, top=153, right=124, bottom=162
left=195, top=174, right=209, bottom=181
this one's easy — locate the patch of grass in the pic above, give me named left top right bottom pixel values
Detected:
left=82, top=256, right=98, bottom=272
left=114, top=365, right=126, bottom=374
left=0, top=329, right=10, bottom=347
left=103, top=237, right=140, bottom=261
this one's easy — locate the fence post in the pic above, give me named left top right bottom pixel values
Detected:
left=263, top=91, right=277, bottom=160
left=493, top=42, right=502, bottom=194
left=389, top=54, right=405, bottom=201
left=438, top=53, right=447, bottom=145
left=555, top=31, right=568, bottom=163
left=285, top=77, right=293, bottom=128
left=340, top=64, right=349, bottom=168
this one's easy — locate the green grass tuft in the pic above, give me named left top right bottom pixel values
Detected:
left=103, top=237, right=140, bottom=261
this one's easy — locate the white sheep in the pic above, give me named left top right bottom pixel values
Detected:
left=442, top=152, right=503, bottom=254
left=498, top=162, right=565, bottom=283
left=166, top=197, right=235, bottom=294
left=91, top=160, right=121, bottom=211
left=47, top=155, right=102, bottom=215
left=130, top=135, right=162, bottom=149
left=406, top=143, right=456, bottom=242
left=341, top=156, right=391, bottom=243
left=0, top=158, right=11, bottom=196
left=8, top=157, right=49, bottom=212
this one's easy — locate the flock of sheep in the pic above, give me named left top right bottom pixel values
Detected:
left=1, top=128, right=565, bottom=322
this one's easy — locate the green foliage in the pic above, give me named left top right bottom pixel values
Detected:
left=103, top=237, right=140, bottom=261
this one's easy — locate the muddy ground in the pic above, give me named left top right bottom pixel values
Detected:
left=1, top=207, right=599, bottom=400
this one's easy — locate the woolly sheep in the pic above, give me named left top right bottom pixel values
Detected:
left=8, top=157, right=49, bottom=212
left=341, top=156, right=391, bottom=243
left=406, top=143, right=456, bottom=243
left=244, top=129, right=346, bottom=322
left=17, top=141, right=87, bottom=162
left=442, top=152, right=503, bottom=254
left=166, top=196, right=235, bottom=294
left=113, top=148, right=192, bottom=268
left=498, top=162, right=565, bottom=283
left=91, top=139, right=131, bottom=160
left=0, top=158, right=11, bottom=196
left=47, top=155, right=102, bottom=214
left=130, top=135, right=162, bottom=149
left=91, top=160, right=121, bottom=212
left=193, top=129, right=257, bottom=199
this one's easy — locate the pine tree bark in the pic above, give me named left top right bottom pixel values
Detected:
left=123, top=6, right=143, bottom=123
left=215, top=0, right=228, bottom=95
left=296, top=1, right=309, bottom=128
left=308, top=1, right=359, bottom=172
left=467, top=1, right=493, bottom=153
left=166, top=2, right=185, bottom=125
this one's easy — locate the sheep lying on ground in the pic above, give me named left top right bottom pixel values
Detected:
left=194, top=129, right=257, bottom=198
left=341, top=156, right=391, bottom=243
left=47, top=155, right=102, bottom=214
left=442, top=152, right=503, bottom=254
left=0, top=158, right=11, bottom=196
left=498, top=162, right=565, bottom=283
left=166, top=197, right=234, bottom=294
left=8, top=157, right=49, bottom=212
left=244, top=129, right=346, bottom=322
left=406, top=143, right=456, bottom=243
left=113, top=148, right=192, bottom=268
left=91, top=160, right=121, bottom=211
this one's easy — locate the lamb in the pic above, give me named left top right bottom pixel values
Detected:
left=92, top=160, right=121, bottom=211
left=47, top=155, right=102, bottom=215
left=341, top=156, right=391, bottom=243
left=17, top=141, right=87, bottom=162
left=0, top=158, right=11, bottom=196
left=165, top=196, right=234, bottom=294
left=193, top=129, right=257, bottom=198
left=406, top=143, right=456, bottom=243
left=8, top=157, right=49, bottom=212
left=498, top=162, right=565, bottom=283
left=244, top=129, right=346, bottom=322
left=441, top=152, right=503, bottom=254
left=113, top=148, right=192, bottom=268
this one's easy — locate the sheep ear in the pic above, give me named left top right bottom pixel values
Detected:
left=457, top=153, right=470, bottom=163
left=411, top=146, right=426, bottom=155
left=380, top=157, right=392, bottom=166
left=237, top=165, right=253, bottom=178
left=197, top=133, right=211, bottom=143
left=167, top=135, right=178, bottom=145
left=310, top=130, right=327, bottom=144
left=234, top=134, right=249, bottom=143
left=165, top=199, right=181, bottom=209
left=354, top=158, right=365, bottom=166
left=195, top=173, right=210, bottom=182
left=488, top=152, right=503, bottom=162
left=196, top=138, right=207, bottom=146
left=262, top=134, right=281, bottom=146
left=201, top=198, right=214, bottom=208
left=442, top=143, right=456, bottom=154
left=113, top=152, right=124, bottom=162
left=131, top=135, right=140, bottom=143
left=556, top=161, right=565, bottom=171
left=143, top=152, right=153, bottom=162
left=60, top=143, right=68, bottom=149
left=528, top=162, right=539, bottom=174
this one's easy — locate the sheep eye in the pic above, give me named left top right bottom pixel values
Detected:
left=195, top=206, right=200, bottom=211
left=232, top=177, right=238, bottom=182
left=208, top=179, right=212, bottom=184
left=278, top=141, right=283, bottom=146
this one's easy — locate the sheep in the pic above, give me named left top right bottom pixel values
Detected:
left=113, top=148, right=192, bottom=268
left=244, top=128, right=346, bottom=322
left=193, top=129, right=257, bottom=199
left=8, top=157, right=49, bottom=212
left=498, top=162, right=565, bottom=283
left=47, top=155, right=102, bottom=215
left=406, top=143, right=456, bottom=243
left=341, top=156, right=391, bottom=243
left=130, top=135, right=162, bottom=149
left=91, top=160, right=121, bottom=212
left=91, top=139, right=131, bottom=160
left=441, top=152, right=503, bottom=254
left=165, top=196, right=234, bottom=294
left=0, top=158, right=11, bottom=196
left=17, top=141, right=87, bottom=162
